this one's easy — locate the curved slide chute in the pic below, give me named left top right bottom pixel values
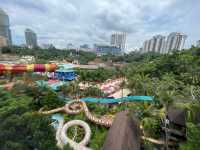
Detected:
left=40, top=100, right=114, bottom=127
left=81, top=96, right=154, bottom=104
left=56, top=120, right=91, bottom=150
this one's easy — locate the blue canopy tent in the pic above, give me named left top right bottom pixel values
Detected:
left=55, top=64, right=77, bottom=81
left=55, top=70, right=76, bottom=81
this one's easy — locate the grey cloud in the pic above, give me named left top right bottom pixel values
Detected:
left=95, top=11, right=136, bottom=33
left=0, top=0, right=199, bottom=50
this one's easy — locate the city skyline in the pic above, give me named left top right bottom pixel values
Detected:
left=0, top=0, right=200, bottom=52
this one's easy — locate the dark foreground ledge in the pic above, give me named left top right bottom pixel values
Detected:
left=103, top=110, right=141, bottom=150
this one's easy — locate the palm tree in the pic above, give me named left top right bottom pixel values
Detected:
left=127, top=73, right=152, bottom=95
left=120, top=78, right=126, bottom=98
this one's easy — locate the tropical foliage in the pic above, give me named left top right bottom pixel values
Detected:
left=1, top=46, right=97, bottom=64
left=0, top=87, right=59, bottom=150
left=1, top=46, right=200, bottom=149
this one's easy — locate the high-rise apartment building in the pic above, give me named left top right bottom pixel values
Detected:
left=154, top=35, right=165, bottom=53
left=165, top=32, right=187, bottom=53
left=196, top=40, right=200, bottom=48
left=111, top=33, right=126, bottom=52
left=0, top=8, right=12, bottom=45
left=142, top=40, right=149, bottom=53
left=142, top=35, right=165, bottom=53
left=25, top=28, right=37, bottom=48
left=149, top=38, right=156, bottom=52
left=142, top=32, right=187, bottom=54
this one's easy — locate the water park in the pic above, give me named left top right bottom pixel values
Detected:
left=0, top=61, right=199, bottom=150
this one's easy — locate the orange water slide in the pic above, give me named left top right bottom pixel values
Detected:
left=0, top=64, right=57, bottom=74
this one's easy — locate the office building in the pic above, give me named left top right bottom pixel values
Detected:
left=0, top=8, right=12, bottom=45
left=111, top=33, right=126, bottom=52
left=94, top=44, right=121, bottom=55
left=25, top=28, right=37, bottom=48
left=165, top=32, right=187, bottom=53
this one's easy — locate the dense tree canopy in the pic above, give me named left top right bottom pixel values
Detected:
left=0, top=87, right=59, bottom=150
left=1, top=46, right=200, bottom=149
left=1, top=46, right=97, bottom=64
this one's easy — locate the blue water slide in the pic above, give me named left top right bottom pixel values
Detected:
left=81, top=96, right=154, bottom=104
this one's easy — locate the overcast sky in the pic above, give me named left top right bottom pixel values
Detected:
left=0, top=0, right=199, bottom=52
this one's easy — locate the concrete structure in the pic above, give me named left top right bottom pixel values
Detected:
left=111, top=33, right=126, bottom=52
left=0, top=35, right=7, bottom=47
left=142, top=40, right=149, bottom=53
left=149, top=38, right=156, bottom=52
left=25, top=28, right=37, bottom=48
left=103, top=110, right=140, bottom=150
left=154, top=35, right=166, bottom=53
left=94, top=44, right=121, bottom=55
left=196, top=40, right=200, bottom=47
left=142, top=32, right=187, bottom=54
left=142, top=35, right=165, bottom=53
left=0, top=8, right=12, bottom=45
left=165, top=32, right=187, bottom=53
left=0, top=54, right=19, bottom=64
left=20, top=56, right=35, bottom=63
left=0, top=54, right=35, bottom=64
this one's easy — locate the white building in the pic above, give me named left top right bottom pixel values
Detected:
left=165, top=32, right=187, bottom=53
left=20, top=56, right=35, bottom=64
left=142, top=32, right=187, bottom=54
left=149, top=38, right=156, bottom=52
left=142, top=40, right=149, bottom=53
left=196, top=40, right=200, bottom=47
left=154, top=35, right=166, bottom=53
left=25, top=28, right=37, bottom=49
left=142, top=35, right=165, bottom=53
left=111, top=33, right=126, bottom=52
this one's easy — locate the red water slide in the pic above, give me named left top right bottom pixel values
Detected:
left=0, top=64, right=57, bottom=74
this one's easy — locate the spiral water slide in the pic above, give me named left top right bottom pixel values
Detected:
left=56, top=120, right=91, bottom=150
left=41, top=100, right=176, bottom=147
left=42, top=100, right=112, bottom=149
left=40, top=100, right=114, bottom=127
left=0, top=64, right=57, bottom=74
